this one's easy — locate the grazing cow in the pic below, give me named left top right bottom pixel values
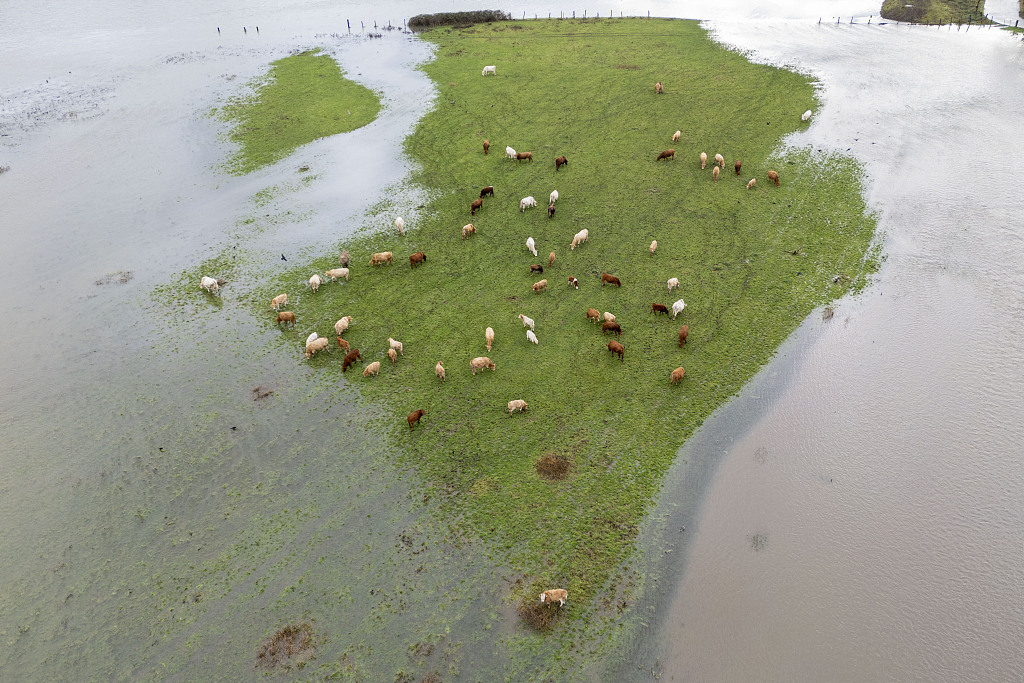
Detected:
left=532, top=279, right=548, bottom=293
left=462, top=223, right=476, bottom=239
left=530, top=264, right=544, bottom=274
left=735, top=159, right=742, bottom=175
left=336, top=336, right=350, bottom=351
left=603, top=312, right=616, bottom=323
left=548, top=203, right=556, bottom=219
left=567, top=276, right=578, bottom=289
left=518, top=314, right=535, bottom=331
left=339, top=249, right=351, bottom=267
left=700, top=152, right=707, bottom=169
left=325, top=268, right=350, bottom=281
left=549, top=190, right=559, bottom=205
left=395, top=217, right=405, bottom=235
left=200, top=276, right=221, bottom=294
left=388, top=348, right=398, bottom=364
left=505, top=146, right=516, bottom=159
left=649, top=240, right=657, bottom=255
left=602, top=321, right=622, bottom=336
left=341, top=348, right=362, bottom=372
left=586, top=308, right=601, bottom=324
left=715, top=153, right=725, bottom=168
left=746, top=178, right=756, bottom=190
left=526, top=236, right=537, bottom=257
left=651, top=303, right=669, bottom=315
left=363, top=361, right=381, bottom=377
left=334, top=316, right=353, bottom=336
left=480, top=185, right=494, bottom=198
left=305, top=337, right=330, bottom=359
left=483, top=139, right=490, bottom=155
left=678, top=325, right=689, bottom=347
left=271, top=293, right=288, bottom=310
left=470, top=356, right=495, bottom=375
left=672, top=130, right=681, bottom=143
left=549, top=251, right=556, bottom=268
left=655, top=81, right=663, bottom=94
left=435, top=362, right=445, bottom=382
left=409, top=251, right=426, bottom=268
left=555, top=155, right=568, bottom=171
left=801, top=109, right=813, bottom=122
left=308, top=274, right=323, bottom=292
left=540, top=589, right=568, bottom=606
left=407, top=409, right=426, bottom=429
left=526, top=329, right=539, bottom=344
left=520, top=196, right=538, bottom=211
left=388, top=337, right=404, bottom=356
left=768, top=170, right=780, bottom=186
left=600, top=273, right=621, bottom=287
left=482, top=65, right=496, bottom=76
left=671, top=299, right=686, bottom=319
left=712, top=165, right=720, bottom=181
left=607, top=339, right=625, bottom=362
left=276, top=311, right=295, bottom=327
left=471, top=198, right=483, bottom=216
left=369, top=251, right=393, bottom=266
left=667, top=277, right=680, bottom=291
left=508, top=399, right=528, bottom=414
left=656, top=149, right=675, bottom=162
left=670, top=367, right=686, bottom=385
left=570, top=228, right=589, bottom=250
left=485, top=327, right=494, bottom=351
left=515, top=152, right=533, bottom=162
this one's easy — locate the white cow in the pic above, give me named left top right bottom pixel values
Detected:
left=482, top=65, right=497, bottom=76
left=520, top=196, right=537, bottom=212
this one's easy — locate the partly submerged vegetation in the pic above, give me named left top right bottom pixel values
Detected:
left=253, top=17, right=878, bottom=640
left=409, top=10, right=512, bottom=31
left=880, top=0, right=990, bottom=24
left=217, top=50, right=380, bottom=175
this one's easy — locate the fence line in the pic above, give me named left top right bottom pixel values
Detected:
left=819, top=13, right=1020, bottom=29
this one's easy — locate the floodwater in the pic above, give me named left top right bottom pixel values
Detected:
left=2, top=0, right=1023, bottom=679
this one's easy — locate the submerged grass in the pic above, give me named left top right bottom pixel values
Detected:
left=256, top=18, right=877, bottom=631
left=217, top=50, right=381, bottom=175
left=880, top=0, right=990, bottom=24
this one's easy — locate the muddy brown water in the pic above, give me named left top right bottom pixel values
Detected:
left=2, top=0, right=1023, bottom=679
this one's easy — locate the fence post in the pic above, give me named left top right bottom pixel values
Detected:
left=347, top=19, right=350, bottom=32
left=868, top=15, right=872, bottom=24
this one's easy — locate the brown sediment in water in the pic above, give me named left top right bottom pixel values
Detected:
left=518, top=597, right=564, bottom=631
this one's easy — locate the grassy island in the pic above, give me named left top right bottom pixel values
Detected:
left=259, top=17, right=878, bottom=632
left=218, top=49, right=381, bottom=175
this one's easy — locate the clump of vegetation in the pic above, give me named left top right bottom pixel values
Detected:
left=518, top=597, right=565, bottom=632
left=409, top=10, right=512, bottom=31
left=535, top=454, right=572, bottom=480
left=218, top=50, right=380, bottom=175
left=257, top=18, right=877, bottom=625
left=880, top=0, right=988, bottom=24
left=255, top=622, right=316, bottom=670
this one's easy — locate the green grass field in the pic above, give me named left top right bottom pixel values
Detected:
left=245, top=18, right=877, bottom=629
left=880, top=0, right=990, bottom=24
left=217, top=49, right=381, bottom=175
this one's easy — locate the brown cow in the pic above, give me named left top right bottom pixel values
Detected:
left=409, top=251, right=426, bottom=268
left=549, top=251, right=556, bottom=268
left=547, top=203, right=556, bottom=219
left=471, top=198, right=483, bottom=216
left=482, top=139, right=490, bottom=155
left=341, top=348, right=362, bottom=373
left=276, top=311, right=295, bottom=327
left=670, top=367, right=686, bottom=385
left=532, top=279, right=548, bottom=293
left=768, top=170, right=780, bottom=186
left=678, top=325, right=689, bottom=347
left=555, top=155, right=568, bottom=171
left=607, top=339, right=625, bottom=362
left=369, top=251, right=393, bottom=266
left=655, top=81, right=663, bottom=94
left=656, top=149, right=675, bottom=162
left=651, top=303, right=669, bottom=315
left=712, top=165, right=720, bottom=181
left=735, top=159, right=742, bottom=175
left=515, top=152, right=533, bottom=162
left=530, top=264, right=544, bottom=275
left=587, top=308, right=601, bottom=323
left=480, top=185, right=494, bottom=198
left=407, top=409, right=426, bottom=429
left=336, top=336, right=350, bottom=351
left=602, top=320, right=622, bottom=336
left=600, top=273, right=621, bottom=287
left=568, top=276, right=578, bottom=289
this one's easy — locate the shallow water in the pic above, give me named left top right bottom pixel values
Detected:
left=3, top=0, right=1023, bottom=679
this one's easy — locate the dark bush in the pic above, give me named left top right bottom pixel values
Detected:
left=408, top=10, right=512, bottom=31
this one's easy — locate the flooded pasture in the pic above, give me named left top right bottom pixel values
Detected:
left=2, top=0, right=1023, bottom=679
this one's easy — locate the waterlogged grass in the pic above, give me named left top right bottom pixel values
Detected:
left=262, top=18, right=877, bottom=634
left=217, top=50, right=381, bottom=175
left=880, top=0, right=990, bottom=24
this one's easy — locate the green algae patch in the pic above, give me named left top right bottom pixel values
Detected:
left=265, top=18, right=878, bottom=637
left=218, top=50, right=381, bottom=175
